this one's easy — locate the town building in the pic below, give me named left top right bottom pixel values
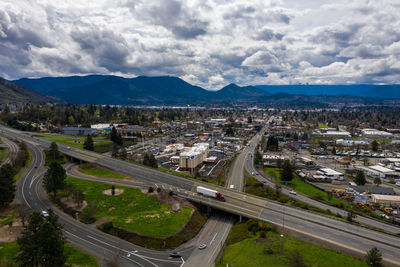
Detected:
left=61, top=127, right=97, bottom=136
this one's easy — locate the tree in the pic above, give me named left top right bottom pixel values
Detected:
left=83, top=134, right=94, bottom=151
left=110, top=126, right=117, bottom=143
left=374, top=177, right=382, bottom=186
left=266, top=136, right=279, bottom=152
left=16, top=210, right=66, bottom=267
left=247, top=116, right=252, bottom=123
left=371, top=140, right=379, bottom=152
left=254, top=150, right=262, bottom=166
left=43, top=162, right=66, bottom=197
left=72, top=189, right=85, bottom=207
left=15, top=204, right=31, bottom=227
left=0, top=164, right=16, bottom=207
left=354, top=170, right=366, bottom=185
left=111, top=143, right=119, bottom=158
left=111, top=185, right=115, bottom=196
left=365, top=247, right=384, bottom=267
left=332, top=146, right=337, bottom=155
left=48, top=142, right=60, bottom=162
left=280, top=160, right=294, bottom=182
left=115, top=133, right=123, bottom=146
left=143, top=153, right=157, bottom=168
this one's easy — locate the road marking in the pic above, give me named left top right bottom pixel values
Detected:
left=87, top=235, right=159, bottom=267
left=209, top=232, right=218, bottom=245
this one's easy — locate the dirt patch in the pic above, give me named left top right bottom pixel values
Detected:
left=0, top=219, right=23, bottom=242
left=103, top=188, right=124, bottom=196
left=152, top=191, right=195, bottom=209
left=60, top=197, right=87, bottom=212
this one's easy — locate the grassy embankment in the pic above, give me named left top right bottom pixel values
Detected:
left=78, top=163, right=125, bottom=179
left=216, top=219, right=368, bottom=267
left=264, top=168, right=350, bottom=209
left=64, top=176, right=193, bottom=238
left=0, top=146, right=8, bottom=163
left=34, top=133, right=114, bottom=153
left=0, top=242, right=98, bottom=267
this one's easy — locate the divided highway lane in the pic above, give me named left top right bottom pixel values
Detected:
left=3, top=125, right=400, bottom=265
left=245, top=142, right=400, bottom=234
left=16, top=141, right=184, bottom=267
left=0, top=135, right=19, bottom=165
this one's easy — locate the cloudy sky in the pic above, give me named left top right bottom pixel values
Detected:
left=1, top=0, right=400, bottom=89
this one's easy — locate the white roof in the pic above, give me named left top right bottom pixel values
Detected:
left=385, top=158, right=400, bottom=163
left=320, top=168, right=342, bottom=176
left=369, top=165, right=394, bottom=174
left=323, top=131, right=351, bottom=136
left=371, top=194, right=400, bottom=201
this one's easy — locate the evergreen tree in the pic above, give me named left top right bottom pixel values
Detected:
left=115, top=133, right=123, bottom=146
left=0, top=164, right=16, bottom=207
left=110, top=126, right=117, bottom=143
left=16, top=210, right=66, bottom=267
left=280, top=160, right=294, bottom=182
left=354, top=170, right=366, bottom=185
left=266, top=136, right=279, bottom=151
left=43, top=162, right=66, bottom=197
left=48, top=142, right=60, bottom=162
left=365, top=247, right=383, bottom=267
left=254, top=151, right=262, bottom=166
left=374, top=177, right=382, bottom=186
left=371, top=140, right=379, bottom=152
left=83, top=134, right=94, bottom=151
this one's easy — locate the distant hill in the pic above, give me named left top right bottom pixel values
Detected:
left=256, top=84, right=400, bottom=99
left=0, top=78, right=63, bottom=104
left=11, top=75, right=396, bottom=107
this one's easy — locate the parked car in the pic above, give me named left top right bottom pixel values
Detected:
left=289, top=190, right=297, bottom=195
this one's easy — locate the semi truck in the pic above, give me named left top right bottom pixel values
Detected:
left=196, top=186, right=225, bottom=201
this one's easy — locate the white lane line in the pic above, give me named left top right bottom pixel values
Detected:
left=66, top=231, right=144, bottom=267
left=209, top=232, right=218, bottom=245
left=87, top=235, right=159, bottom=267
left=180, top=257, right=185, bottom=267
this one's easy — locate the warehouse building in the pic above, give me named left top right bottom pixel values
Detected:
left=61, top=127, right=97, bottom=136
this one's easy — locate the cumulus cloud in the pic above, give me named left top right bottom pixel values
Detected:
left=1, top=0, right=400, bottom=88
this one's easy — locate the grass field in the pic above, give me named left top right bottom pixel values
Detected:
left=217, top=220, right=367, bottom=267
left=78, top=163, right=125, bottom=179
left=264, top=168, right=349, bottom=208
left=0, top=147, right=7, bottom=163
left=35, top=133, right=112, bottom=150
left=0, top=212, right=18, bottom=227
left=0, top=242, right=98, bottom=267
left=65, top=177, right=193, bottom=238
left=14, top=151, right=31, bottom=181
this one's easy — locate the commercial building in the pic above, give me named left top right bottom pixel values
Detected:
left=367, top=165, right=397, bottom=179
left=179, top=143, right=209, bottom=171
left=371, top=194, right=400, bottom=205
left=323, top=131, right=351, bottom=138
left=361, top=129, right=393, bottom=138
left=61, top=127, right=97, bottom=136
left=318, top=168, right=344, bottom=180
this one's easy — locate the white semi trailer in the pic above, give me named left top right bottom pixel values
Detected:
left=196, top=186, right=225, bottom=201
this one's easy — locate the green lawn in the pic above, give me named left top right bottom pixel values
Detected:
left=0, top=147, right=7, bottom=163
left=0, top=242, right=98, bottom=267
left=217, top=221, right=367, bottom=267
left=14, top=151, right=32, bottom=181
left=35, top=133, right=112, bottom=149
left=65, top=177, right=193, bottom=238
left=64, top=244, right=99, bottom=267
left=78, top=163, right=125, bottom=179
left=264, top=168, right=349, bottom=208
left=0, top=212, right=18, bottom=227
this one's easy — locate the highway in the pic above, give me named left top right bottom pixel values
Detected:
left=12, top=137, right=185, bottom=266
left=0, top=135, right=19, bottom=165
left=2, top=124, right=400, bottom=266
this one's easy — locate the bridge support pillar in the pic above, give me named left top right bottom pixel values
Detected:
left=239, top=215, right=242, bottom=223
left=207, top=206, right=211, bottom=216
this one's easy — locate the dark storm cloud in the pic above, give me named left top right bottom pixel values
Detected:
left=71, top=28, right=130, bottom=72
left=141, top=0, right=208, bottom=39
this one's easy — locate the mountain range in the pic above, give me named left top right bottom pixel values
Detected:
left=256, top=84, right=400, bottom=99
left=5, top=75, right=400, bottom=107
left=0, top=78, right=63, bottom=105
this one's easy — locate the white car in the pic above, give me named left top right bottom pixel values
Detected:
left=198, top=244, right=207, bottom=250
left=289, top=190, right=297, bottom=195
left=41, top=210, right=49, bottom=217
